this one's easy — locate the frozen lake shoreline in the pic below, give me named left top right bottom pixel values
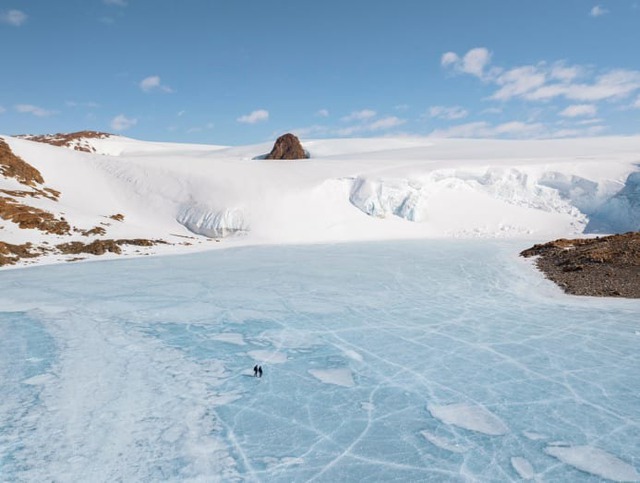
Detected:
left=1, top=240, right=639, bottom=481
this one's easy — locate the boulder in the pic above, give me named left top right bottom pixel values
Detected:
left=265, top=133, right=308, bottom=160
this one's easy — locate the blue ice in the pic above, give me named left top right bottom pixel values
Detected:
left=0, top=241, right=639, bottom=481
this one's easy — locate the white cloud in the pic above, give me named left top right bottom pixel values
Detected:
left=104, top=0, right=128, bottom=6
left=342, top=109, right=377, bottom=122
left=368, top=116, right=405, bottom=130
left=237, top=109, right=269, bottom=124
left=0, top=106, right=5, bottom=114
left=110, top=114, right=137, bottom=131
left=442, top=49, right=640, bottom=105
left=491, top=65, right=547, bottom=101
left=634, top=96, right=640, bottom=108
left=66, top=100, right=100, bottom=108
left=441, top=52, right=459, bottom=67
left=428, top=105, right=469, bottom=120
left=177, top=110, right=186, bottom=117
left=0, top=9, right=27, bottom=26
left=139, top=75, right=173, bottom=93
left=590, top=5, right=609, bottom=17
left=15, top=104, right=55, bottom=117
left=337, top=116, right=405, bottom=136
left=550, top=63, right=583, bottom=83
left=526, top=69, right=640, bottom=101
left=559, top=104, right=597, bottom=117
left=441, top=48, right=492, bottom=79
left=315, top=109, right=329, bottom=117
left=429, top=120, right=545, bottom=139
left=481, top=107, right=503, bottom=115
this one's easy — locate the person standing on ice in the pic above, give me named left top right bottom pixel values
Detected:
left=258, top=366, right=263, bottom=378
left=253, top=365, right=258, bottom=377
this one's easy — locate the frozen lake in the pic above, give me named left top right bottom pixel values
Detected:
left=1, top=241, right=639, bottom=482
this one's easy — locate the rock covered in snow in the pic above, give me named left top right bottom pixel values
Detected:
left=265, top=133, right=308, bottom=160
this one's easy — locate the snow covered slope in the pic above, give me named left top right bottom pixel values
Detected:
left=1, top=133, right=639, bottom=268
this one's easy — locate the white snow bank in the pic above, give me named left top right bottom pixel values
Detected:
left=2, top=134, right=640, bottom=269
left=308, top=368, right=355, bottom=387
left=545, top=445, right=640, bottom=482
left=427, top=403, right=508, bottom=435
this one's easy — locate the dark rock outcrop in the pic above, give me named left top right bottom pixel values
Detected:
left=521, top=232, right=640, bottom=298
left=265, top=133, right=308, bottom=160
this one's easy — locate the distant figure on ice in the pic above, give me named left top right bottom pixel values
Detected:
left=258, top=366, right=263, bottom=378
left=253, top=365, right=258, bottom=377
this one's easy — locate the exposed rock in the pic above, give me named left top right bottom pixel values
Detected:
left=56, top=238, right=165, bottom=256
left=77, top=226, right=107, bottom=237
left=0, top=241, right=42, bottom=266
left=521, top=232, right=640, bottom=298
left=16, top=131, right=111, bottom=153
left=109, top=213, right=125, bottom=222
left=265, top=133, right=308, bottom=160
left=0, top=196, right=70, bottom=235
left=0, top=139, right=45, bottom=186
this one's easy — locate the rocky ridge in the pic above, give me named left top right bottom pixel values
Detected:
left=521, top=232, right=640, bottom=298
left=16, top=131, right=111, bottom=153
left=1, top=137, right=163, bottom=267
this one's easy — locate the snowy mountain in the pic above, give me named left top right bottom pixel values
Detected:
left=1, top=131, right=639, bottom=268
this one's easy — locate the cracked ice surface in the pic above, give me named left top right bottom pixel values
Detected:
left=1, top=241, right=639, bottom=481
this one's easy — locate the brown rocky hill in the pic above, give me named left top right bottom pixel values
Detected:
left=521, top=232, right=640, bottom=298
left=16, top=131, right=112, bottom=153
left=265, top=133, right=309, bottom=160
left=1, top=137, right=161, bottom=267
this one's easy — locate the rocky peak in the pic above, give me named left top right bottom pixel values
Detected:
left=265, top=133, right=308, bottom=160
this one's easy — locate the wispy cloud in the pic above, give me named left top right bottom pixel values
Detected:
left=15, top=104, right=55, bottom=117
left=559, top=104, right=597, bottom=117
left=186, top=122, right=215, bottom=133
left=0, top=106, right=5, bottom=114
left=66, top=100, right=100, bottom=108
left=0, top=9, right=27, bottom=27
left=341, top=109, right=377, bottom=122
left=110, top=114, right=137, bottom=131
left=104, top=0, right=128, bottom=6
left=315, top=109, right=329, bottom=118
left=139, top=75, right=173, bottom=93
left=429, top=121, right=544, bottom=139
left=237, top=109, right=269, bottom=124
left=442, top=47, right=640, bottom=104
left=589, top=5, right=609, bottom=17
left=429, top=119, right=605, bottom=139
left=0, top=9, right=27, bottom=26
left=428, top=106, right=469, bottom=120
left=634, top=96, right=640, bottom=109
left=337, top=116, right=405, bottom=136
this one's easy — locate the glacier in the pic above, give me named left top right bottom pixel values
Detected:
left=1, top=241, right=639, bottom=481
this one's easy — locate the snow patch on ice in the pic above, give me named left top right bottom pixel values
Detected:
left=544, top=445, right=640, bottom=482
left=523, top=431, right=547, bottom=441
left=420, top=430, right=468, bottom=453
left=211, top=333, right=246, bottom=346
left=247, top=350, right=287, bottom=364
left=427, top=403, right=508, bottom=436
left=22, top=374, right=56, bottom=385
left=308, top=368, right=355, bottom=387
left=511, top=456, right=535, bottom=480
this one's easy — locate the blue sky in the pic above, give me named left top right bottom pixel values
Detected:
left=1, top=0, right=639, bottom=145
